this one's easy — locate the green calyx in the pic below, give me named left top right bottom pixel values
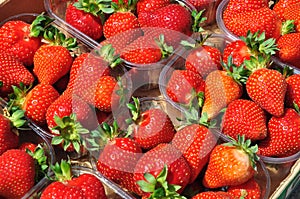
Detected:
left=281, top=20, right=295, bottom=36
left=115, top=76, right=129, bottom=107
left=30, top=12, right=55, bottom=37
left=50, top=159, right=73, bottom=182
left=97, top=44, right=123, bottom=68
left=223, top=135, right=259, bottom=170
left=137, top=165, right=187, bottom=199
left=154, top=34, right=174, bottom=59
left=111, top=0, right=138, bottom=12
left=8, top=83, right=31, bottom=110
left=74, top=0, right=114, bottom=16
left=51, top=113, right=89, bottom=154
left=180, top=33, right=212, bottom=50
left=26, top=144, right=49, bottom=182
left=126, top=96, right=141, bottom=125
left=191, top=9, right=207, bottom=33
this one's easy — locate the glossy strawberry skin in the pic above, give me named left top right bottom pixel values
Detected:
left=0, top=53, right=35, bottom=96
left=33, top=45, right=73, bottom=85
left=283, top=3, right=300, bottom=32
left=137, top=0, right=171, bottom=14
left=0, top=20, right=42, bottom=66
left=246, top=68, right=287, bottom=117
left=23, top=83, right=60, bottom=125
left=185, top=45, right=222, bottom=78
left=65, top=3, right=103, bottom=41
left=273, top=0, right=299, bottom=21
left=0, top=149, right=35, bottom=199
left=192, top=191, right=235, bottom=199
left=133, top=143, right=191, bottom=196
left=221, top=99, right=267, bottom=141
left=41, top=173, right=107, bottom=199
left=19, top=142, right=37, bottom=153
left=227, top=178, right=261, bottom=199
left=285, top=74, right=300, bottom=108
left=134, top=108, right=175, bottom=150
left=0, top=115, right=19, bottom=156
left=172, top=124, right=217, bottom=183
left=166, top=69, right=205, bottom=104
left=258, top=108, right=300, bottom=157
left=223, top=40, right=251, bottom=67
left=97, top=137, right=143, bottom=194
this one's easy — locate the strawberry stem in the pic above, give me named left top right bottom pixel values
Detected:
left=191, top=9, right=207, bottom=33
left=74, top=0, right=114, bottom=16
left=281, top=20, right=295, bottom=36
left=50, top=159, right=73, bottom=182
left=154, top=34, right=174, bottom=59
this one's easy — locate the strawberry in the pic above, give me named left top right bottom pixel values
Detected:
left=138, top=4, right=192, bottom=36
left=172, top=115, right=218, bottom=184
left=95, top=122, right=143, bottom=194
left=225, top=7, right=282, bottom=40
left=65, top=0, right=114, bottom=40
left=246, top=68, right=287, bottom=117
left=285, top=74, right=300, bottom=108
left=273, top=0, right=299, bottom=21
left=223, top=40, right=251, bottom=67
left=0, top=20, right=41, bottom=66
left=258, top=108, right=300, bottom=157
left=127, top=97, right=176, bottom=150
left=121, top=34, right=174, bottom=64
left=221, top=99, right=267, bottom=141
left=203, top=135, right=259, bottom=188
left=137, top=0, right=171, bottom=14
left=192, top=191, right=235, bottom=199
left=276, top=33, right=300, bottom=68
left=0, top=149, right=35, bottom=199
left=166, top=69, right=205, bottom=106
left=133, top=143, right=191, bottom=196
left=19, top=142, right=37, bottom=153
left=41, top=160, right=107, bottom=199
left=0, top=53, right=34, bottom=96
left=283, top=3, right=300, bottom=32
left=10, top=83, right=60, bottom=125
left=227, top=177, right=261, bottom=199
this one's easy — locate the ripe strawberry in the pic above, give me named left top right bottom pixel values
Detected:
left=138, top=4, right=192, bottom=36
left=223, top=40, right=250, bottom=67
left=67, top=53, right=88, bottom=92
left=172, top=122, right=218, bottom=183
left=127, top=97, right=176, bottom=150
left=203, top=135, right=259, bottom=188
left=225, top=7, right=282, bottom=40
left=0, top=149, right=35, bottom=199
left=276, top=33, right=300, bottom=69
left=221, top=99, right=267, bottom=141
left=121, top=34, right=174, bottom=64
left=273, top=0, right=299, bottom=21
left=284, top=3, right=300, bottom=32
left=0, top=20, right=41, bottom=66
left=19, top=142, right=37, bottom=153
left=133, top=143, right=191, bottom=196
left=65, top=0, right=114, bottom=40
left=246, top=68, right=287, bottom=117
left=41, top=160, right=107, bottom=199
left=227, top=178, right=261, bottom=199
left=0, top=53, right=34, bottom=96
left=166, top=69, right=205, bottom=106
left=33, top=44, right=73, bottom=85
left=137, top=0, right=171, bottom=14
left=192, top=191, right=235, bottom=199
left=258, top=108, right=300, bottom=157
left=285, top=74, right=300, bottom=108
left=10, top=83, right=60, bottom=125
left=202, top=67, right=243, bottom=120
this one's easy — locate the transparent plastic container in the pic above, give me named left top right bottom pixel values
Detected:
left=23, top=166, right=136, bottom=199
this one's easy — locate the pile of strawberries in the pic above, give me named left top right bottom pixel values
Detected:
left=222, top=0, right=300, bottom=69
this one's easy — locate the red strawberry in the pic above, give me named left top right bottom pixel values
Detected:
left=41, top=160, right=107, bottom=199
left=284, top=3, right=300, bottom=32
left=127, top=97, right=176, bottom=150
left=223, top=40, right=251, bottom=67
left=137, top=0, right=171, bottom=14
left=138, top=4, right=192, bottom=36
left=225, top=7, right=282, bottom=40
left=227, top=178, right=261, bottom=199
left=166, top=69, right=205, bottom=105
left=19, top=142, right=37, bottom=153
left=221, top=99, right=267, bottom=141
left=192, top=191, right=235, bottom=199
left=133, top=143, right=191, bottom=196
left=0, top=149, right=35, bottom=199
left=258, top=108, right=300, bottom=157
left=0, top=20, right=41, bottom=66
left=172, top=123, right=218, bottom=183
left=246, top=68, right=287, bottom=117
left=11, top=83, right=60, bottom=125
left=0, top=53, right=34, bottom=96
left=285, top=74, right=300, bottom=108
left=33, top=44, right=73, bottom=85
left=203, top=136, right=259, bottom=188
left=276, top=33, right=300, bottom=68
left=273, top=0, right=299, bottom=21
left=65, top=0, right=114, bottom=40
